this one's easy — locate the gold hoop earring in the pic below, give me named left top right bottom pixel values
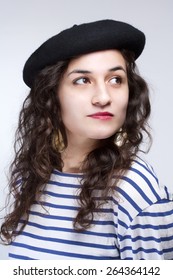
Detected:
left=115, top=128, right=128, bottom=147
left=52, top=130, right=65, bottom=152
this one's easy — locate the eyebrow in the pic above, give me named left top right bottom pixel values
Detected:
left=109, top=66, right=126, bottom=73
left=67, top=66, right=126, bottom=76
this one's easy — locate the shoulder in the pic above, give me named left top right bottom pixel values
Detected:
left=112, top=157, right=170, bottom=234
left=116, top=157, right=163, bottom=208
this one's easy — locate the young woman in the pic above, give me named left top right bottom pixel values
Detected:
left=1, top=19, right=173, bottom=260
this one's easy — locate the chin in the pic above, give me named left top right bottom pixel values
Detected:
left=94, top=126, right=119, bottom=137
left=89, top=132, right=116, bottom=140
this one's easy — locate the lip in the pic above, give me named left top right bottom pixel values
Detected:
left=87, top=112, right=114, bottom=120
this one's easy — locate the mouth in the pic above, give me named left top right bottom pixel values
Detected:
left=87, top=112, right=114, bottom=120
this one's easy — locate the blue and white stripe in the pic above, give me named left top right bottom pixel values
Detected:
left=9, top=158, right=173, bottom=260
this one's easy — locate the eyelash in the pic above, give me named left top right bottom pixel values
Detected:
left=72, top=76, right=123, bottom=85
left=109, top=76, right=122, bottom=85
left=73, top=77, right=90, bottom=85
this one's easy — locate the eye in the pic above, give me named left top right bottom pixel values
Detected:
left=73, top=77, right=90, bottom=85
left=109, top=76, right=122, bottom=85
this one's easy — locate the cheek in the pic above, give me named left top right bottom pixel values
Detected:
left=58, top=87, right=71, bottom=115
left=122, top=87, right=129, bottom=108
left=114, top=91, right=129, bottom=114
left=59, top=93, right=82, bottom=124
left=123, top=99, right=129, bottom=113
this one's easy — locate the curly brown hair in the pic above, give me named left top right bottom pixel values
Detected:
left=0, top=50, right=151, bottom=243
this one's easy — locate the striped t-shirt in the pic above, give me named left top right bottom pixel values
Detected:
left=9, top=158, right=173, bottom=260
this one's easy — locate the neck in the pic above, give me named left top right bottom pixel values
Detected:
left=61, top=135, right=99, bottom=173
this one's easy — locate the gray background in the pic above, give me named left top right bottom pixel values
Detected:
left=0, top=0, right=172, bottom=259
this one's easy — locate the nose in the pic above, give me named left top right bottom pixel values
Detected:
left=92, top=83, right=111, bottom=107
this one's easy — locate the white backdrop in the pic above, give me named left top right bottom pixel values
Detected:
left=0, top=0, right=172, bottom=259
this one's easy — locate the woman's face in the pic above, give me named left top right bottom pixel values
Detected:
left=58, top=50, right=129, bottom=144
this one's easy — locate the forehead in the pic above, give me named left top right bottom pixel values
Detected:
left=67, top=49, right=126, bottom=72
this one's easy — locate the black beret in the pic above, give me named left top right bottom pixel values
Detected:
left=23, top=19, right=145, bottom=88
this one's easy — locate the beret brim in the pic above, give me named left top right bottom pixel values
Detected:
left=23, top=19, right=145, bottom=88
